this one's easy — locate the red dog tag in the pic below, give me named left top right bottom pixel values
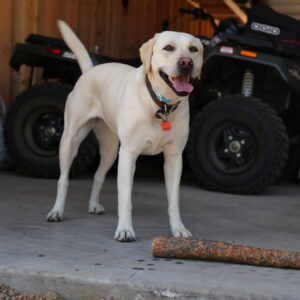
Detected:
left=160, top=121, right=172, bottom=131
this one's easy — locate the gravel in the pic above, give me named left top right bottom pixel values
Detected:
left=0, top=285, right=62, bottom=300
left=0, top=285, right=123, bottom=300
left=82, top=298, right=123, bottom=300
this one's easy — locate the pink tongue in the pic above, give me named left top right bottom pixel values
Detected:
left=172, top=77, right=193, bottom=93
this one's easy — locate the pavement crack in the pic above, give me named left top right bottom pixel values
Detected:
left=130, top=268, right=142, bottom=278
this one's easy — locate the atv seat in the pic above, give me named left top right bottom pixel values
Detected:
left=26, top=34, right=68, bottom=49
left=245, top=5, right=300, bottom=41
left=243, top=5, right=300, bottom=59
left=25, top=34, right=141, bottom=68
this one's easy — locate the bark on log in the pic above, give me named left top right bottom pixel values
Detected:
left=152, top=236, right=300, bottom=269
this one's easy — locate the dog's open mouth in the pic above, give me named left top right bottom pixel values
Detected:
left=159, top=71, right=194, bottom=96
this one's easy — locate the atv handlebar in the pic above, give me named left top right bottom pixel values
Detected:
left=179, top=8, right=195, bottom=15
left=179, top=7, right=218, bottom=33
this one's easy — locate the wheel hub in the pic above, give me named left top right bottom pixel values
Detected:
left=208, top=124, right=257, bottom=174
left=29, top=111, right=64, bottom=155
left=44, top=126, right=56, bottom=137
left=229, top=140, right=241, bottom=153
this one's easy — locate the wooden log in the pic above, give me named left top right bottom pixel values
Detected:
left=152, top=236, right=300, bottom=269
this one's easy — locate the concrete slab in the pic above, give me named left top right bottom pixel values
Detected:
left=0, top=167, right=300, bottom=300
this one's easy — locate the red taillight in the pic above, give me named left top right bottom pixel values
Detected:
left=46, top=48, right=62, bottom=54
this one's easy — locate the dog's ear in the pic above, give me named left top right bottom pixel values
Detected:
left=139, top=34, right=159, bottom=73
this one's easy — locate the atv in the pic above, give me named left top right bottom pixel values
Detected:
left=5, top=5, right=298, bottom=194
left=181, top=5, right=300, bottom=194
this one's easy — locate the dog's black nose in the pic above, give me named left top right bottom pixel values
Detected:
left=178, top=57, right=193, bottom=74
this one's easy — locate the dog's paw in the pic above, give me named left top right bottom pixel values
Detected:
left=172, top=227, right=192, bottom=238
left=114, top=228, right=136, bottom=242
left=47, top=210, right=64, bottom=222
left=88, top=204, right=105, bottom=215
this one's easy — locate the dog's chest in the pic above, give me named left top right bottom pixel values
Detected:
left=137, top=109, right=189, bottom=155
left=142, top=137, right=169, bottom=155
left=140, top=128, right=180, bottom=155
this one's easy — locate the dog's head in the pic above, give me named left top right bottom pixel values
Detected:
left=140, top=31, right=203, bottom=99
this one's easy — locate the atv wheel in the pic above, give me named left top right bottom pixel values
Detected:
left=5, top=82, right=98, bottom=178
left=187, top=95, right=289, bottom=194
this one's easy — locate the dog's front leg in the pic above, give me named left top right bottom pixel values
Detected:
left=114, top=147, right=137, bottom=242
left=164, top=148, right=192, bottom=237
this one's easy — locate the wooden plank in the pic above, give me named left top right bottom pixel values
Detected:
left=138, top=0, right=149, bottom=43
left=11, top=0, right=38, bottom=100
left=186, top=0, right=200, bottom=8
left=59, top=0, right=80, bottom=32
left=105, top=0, right=117, bottom=57
left=37, top=0, right=60, bottom=37
left=78, top=0, right=97, bottom=52
left=110, top=0, right=123, bottom=57
left=104, top=0, right=114, bottom=56
left=270, top=0, right=300, bottom=4
left=94, top=0, right=108, bottom=55
left=121, top=0, right=140, bottom=58
left=122, top=0, right=134, bottom=56
left=156, top=0, right=168, bottom=32
left=0, top=0, right=13, bottom=107
left=222, top=0, right=247, bottom=23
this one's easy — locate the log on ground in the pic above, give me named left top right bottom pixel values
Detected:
left=152, top=236, right=300, bottom=269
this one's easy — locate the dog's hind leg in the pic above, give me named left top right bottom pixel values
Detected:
left=88, top=120, right=119, bottom=214
left=47, top=121, right=93, bottom=222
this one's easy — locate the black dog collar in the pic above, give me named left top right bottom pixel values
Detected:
left=145, top=75, right=179, bottom=117
left=145, top=75, right=180, bottom=131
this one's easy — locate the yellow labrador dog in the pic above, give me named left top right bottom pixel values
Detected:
left=47, top=21, right=203, bottom=242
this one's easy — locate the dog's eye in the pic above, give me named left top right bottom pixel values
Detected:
left=189, top=46, right=198, bottom=53
left=163, top=45, right=175, bottom=51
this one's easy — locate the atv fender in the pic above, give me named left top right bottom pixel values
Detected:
left=203, top=46, right=300, bottom=95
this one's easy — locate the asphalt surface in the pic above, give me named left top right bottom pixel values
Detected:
left=0, top=164, right=300, bottom=300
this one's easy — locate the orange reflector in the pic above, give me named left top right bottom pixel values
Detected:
left=240, top=50, right=257, bottom=58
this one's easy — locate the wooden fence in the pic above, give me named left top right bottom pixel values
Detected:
left=0, top=0, right=216, bottom=107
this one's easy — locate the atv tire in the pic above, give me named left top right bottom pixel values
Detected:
left=186, top=95, right=289, bottom=194
left=5, top=82, right=98, bottom=178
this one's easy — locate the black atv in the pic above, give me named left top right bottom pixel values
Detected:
left=5, top=5, right=298, bottom=194
left=182, top=5, right=300, bottom=194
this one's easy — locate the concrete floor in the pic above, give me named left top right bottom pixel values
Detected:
left=0, top=165, right=300, bottom=300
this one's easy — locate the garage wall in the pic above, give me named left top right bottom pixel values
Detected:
left=1, top=0, right=298, bottom=108
left=0, top=0, right=214, bottom=108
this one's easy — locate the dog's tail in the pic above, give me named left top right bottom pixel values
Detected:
left=58, top=20, right=93, bottom=73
